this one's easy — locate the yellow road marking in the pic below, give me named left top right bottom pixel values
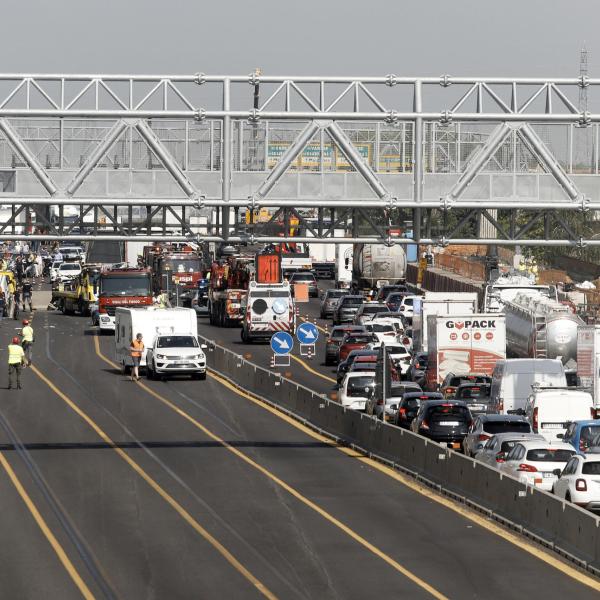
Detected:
left=299, top=316, right=328, bottom=334
left=94, top=337, right=447, bottom=599
left=0, top=452, right=95, bottom=600
left=289, top=354, right=337, bottom=384
left=31, top=364, right=277, bottom=600
left=96, top=336, right=600, bottom=593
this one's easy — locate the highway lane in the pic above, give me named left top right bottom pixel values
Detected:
left=88, top=312, right=600, bottom=598
left=0, top=307, right=598, bottom=597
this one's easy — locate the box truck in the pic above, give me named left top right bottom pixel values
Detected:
left=413, top=292, right=479, bottom=352
left=425, top=314, right=506, bottom=391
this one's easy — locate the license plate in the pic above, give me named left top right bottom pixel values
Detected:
left=440, top=421, right=459, bottom=426
left=470, top=405, right=485, bottom=411
left=543, top=472, right=555, bottom=478
left=174, top=360, right=190, bottom=364
left=542, top=423, right=564, bottom=429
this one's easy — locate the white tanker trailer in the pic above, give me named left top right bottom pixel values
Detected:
left=352, top=244, right=407, bottom=288
left=504, top=292, right=583, bottom=365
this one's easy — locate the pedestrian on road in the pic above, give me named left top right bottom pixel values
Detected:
left=13, top=286, right=20, bottom=320
left=7, top=336, right=24, bottom=390
left=22, top=280, right=33, bottom=312
left=20, top=319, right=34, bottom=366
left=130, top=333, right=144, bottom=381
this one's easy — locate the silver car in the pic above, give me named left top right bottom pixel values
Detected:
left=320, top=289, right=348, bottom=318
left=462, top=414, right=532, bottom=457
left=474, top=433, right=546, bottom=468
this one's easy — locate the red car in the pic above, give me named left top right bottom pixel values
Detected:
left=338, top=333, right=376, bottom=362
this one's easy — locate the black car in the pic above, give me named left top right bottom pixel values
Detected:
left=411, top=400, right=473, bottom=449
left=312, top=262, right=335, bottom=279
left=385, top=292, right=408, bottom=312
left=394, top=391, right=442, bottom=429
left=407, top=352, right=428, bottom=386
left=376, top=284, right=407, bottom=302
left=454, top=383, right=492, bottom=414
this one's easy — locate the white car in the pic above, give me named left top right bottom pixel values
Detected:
left=57, top=262, right=82, bottom=282
left=474, top=433, right=546, bottom=469
left=398, top=295, right=417, bottom=317
left=146, top=334, right=207, bottom=380
left=50, top=261, right=63, bottom=282
left=366, top=341, right=412, bottom=376
left=337, top=371, right=375, bottom=411
left=500, top=440, right=576, bottom=491
left=553, top=454, right=600, bottom=511
left=364, top=322, right=398, bottom=344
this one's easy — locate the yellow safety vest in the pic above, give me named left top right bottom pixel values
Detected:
left=8, top=344, right=24, bottom=365
left=21, top=326, right=34, bottom=343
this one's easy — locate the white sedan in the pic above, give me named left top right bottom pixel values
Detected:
left=553, top=454, right=600, bottom=511
left=366, top=341, right=412, bottom=376
left=500, top=440, right=576, bottom=491
left=337, top=371, right=375, bottom=411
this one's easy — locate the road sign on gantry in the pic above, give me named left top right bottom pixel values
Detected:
left=296, top=322, right=319, bottom=344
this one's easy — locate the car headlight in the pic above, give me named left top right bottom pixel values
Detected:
left=156, top=354, right=167, bottom=360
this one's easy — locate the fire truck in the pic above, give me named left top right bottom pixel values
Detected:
left=208, top=256, right=254, bottom=326
left=150, top=248, right=204, bottom=306
left=97, top=267, right=153, bottom=332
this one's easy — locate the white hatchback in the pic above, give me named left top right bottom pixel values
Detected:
left=337, top=371, right=375, bottom=411
left=553, top=455, right=600, bottom=512
left=500, top=440, right=576, bottom=491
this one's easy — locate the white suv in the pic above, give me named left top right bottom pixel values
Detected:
left=337, top=372, right=375, bottom=411
left=146, top=334, right=207, bottom=380
left=57, top=262, right=82, bottom=282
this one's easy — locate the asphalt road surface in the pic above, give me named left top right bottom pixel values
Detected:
left=0, top=301, right=597, bottom=599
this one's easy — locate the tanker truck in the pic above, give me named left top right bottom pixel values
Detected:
left=352, top=244, right=407, bottom=289
left=504, top=291, right=583, bottom=365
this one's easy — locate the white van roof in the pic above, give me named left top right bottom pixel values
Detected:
left=532, top=389, right=593, bottom=402
left=501, top=359, right=564, bottom=374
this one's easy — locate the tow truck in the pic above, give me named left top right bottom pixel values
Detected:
left=51, top=265, right=101, bottom=315
left=150, top=247, right=204, bottom=306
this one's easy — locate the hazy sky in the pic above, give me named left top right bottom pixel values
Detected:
left=1, top=0, right=596, bottom=77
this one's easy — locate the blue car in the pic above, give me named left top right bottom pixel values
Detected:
left=561, top=420, right=600, bottom=453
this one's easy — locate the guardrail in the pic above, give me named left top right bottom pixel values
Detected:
left=202, top=337, right=600, bottom=575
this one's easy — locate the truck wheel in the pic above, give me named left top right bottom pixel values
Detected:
left=241, top=328, right=249, bottom=343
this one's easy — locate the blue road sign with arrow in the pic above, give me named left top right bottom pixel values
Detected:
left=296, top=322, right=319, bottom=344
left=270, top=331, right=293, bottom=355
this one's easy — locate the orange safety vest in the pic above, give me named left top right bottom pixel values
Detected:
left=130, top=339, right=144, bottom=358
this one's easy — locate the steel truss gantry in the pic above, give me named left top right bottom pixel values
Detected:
left=1, top=73, right=600, bottom=245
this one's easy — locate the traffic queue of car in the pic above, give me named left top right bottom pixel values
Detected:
left=319, top=284, right=600, bottom=514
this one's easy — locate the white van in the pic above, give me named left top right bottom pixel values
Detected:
left=524, top=389, right=594, bottom=442
left=489, top=359, right=567, bottom=415
left=115, top=307, right=198, bottom=372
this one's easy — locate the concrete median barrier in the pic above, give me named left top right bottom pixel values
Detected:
left=201, top=336, right=600, bottom=572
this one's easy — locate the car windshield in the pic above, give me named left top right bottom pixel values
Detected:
left=343, top=335, right=373, bottom=344
left=157, top=336, right=199, bottom=348
left=331, top=328, right=360, bottom=340
left=390, top=385, right=421, bottom=397
left=366, top=324, right=394, bottom=333
left=484, top=421, right=531, bottom=434
left=526, top=449, right=574, bottom=462
left=60, top=264, right=79, bottom=271
left=163, top=258, right=202, bottom=273
left=341, top=297, right=363, bottom=306
left=582, top=462, right=600, bottom=475
left=403, top=298, right=414, bottom=306
left=291, top=273, right=315, bottom=282
left=362, top=305, right=389, bottom=314
left=100, top=275, right=152, bottom=297
left=347, top=376, right=374, bottom=397
left=326, top=290, right=346, bottom=298
left=388, top=346, right=409, bottom=355
left=456, top=385, right=491, bottom=399
left=500, top=440, right=525, bottom=453
left=52, top=261, right=62, bottom=267
left=427, top=405, right=470, bottom=419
